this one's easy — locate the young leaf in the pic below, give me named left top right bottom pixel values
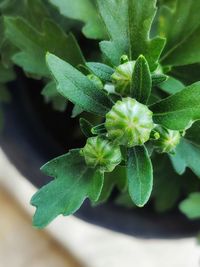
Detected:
left=49, top=0, right=107, bottom=39
left=4, top=17, right=85, bottom=77
left=170, top=138, right=200, bottom=177
left=97, top=0, right=165, bottom=69
left=131, top=55, right=151, bottom=104
left=150, top=82, right=200, bottom=130
left=152, top=73, right=168, bottom=86
left=79, top=118, right=93, bottom=138
left=46, top=53, right=113, bottom=115
left=179, top=193, right=200, bottom=219
left=31, top=149, right=104, bottom=228
left=86, top=62, right=114, bottom=82
left=127, top=146, right=153, bottom=207
left=158, top=76, right=185, bottom=94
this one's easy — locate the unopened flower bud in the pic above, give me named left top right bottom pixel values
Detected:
left=81, top=136, right=122, bottom=172
left=111, top=61, right=135, bottom=96
left=153, top=125, right=181, bottom=153
left=105, top=97, right=154, bottom=147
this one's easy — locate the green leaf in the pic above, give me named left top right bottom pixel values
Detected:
left=171, top=64, right=200, bottom=85
left=4, top=16, right=85, bottom=77
left=150, top=82, right=200, bottom=130
left=179, top=193, right=200, bottom=219
left=127, top=146, right=153, bottom=207
left=152, top=73, right=168, bottom=86
left=152, top=155, right=181, bottom=212
left=170, top=138, right=200, bottom=177
left=46, top=53, right=113, bottom=115
left=79, top=118, right=93, bottom=138
left=86, top=62, right=114, bottom=82
left=96, top=166, right=127, bottom=204
left=160, top=0, right=200, bottom=66
left=162, top=27, right=200, bottom=66
left=49, top=0, right=107, bottom=39
left=131, top=55, right=151, bottom=104
left=42, top=81, right=67, bottom=112
left=185, top=121, right=200, bottom=146
left=71, top=104, right=83, bottom=118
left=97, top=0, right=165, bottom=69
left=0, top=84, right=10, bottom=103
left=91, top=123, right=107, bottom=135
left=31, top=149, right=104, bottom=228
left=115, top=192, right=135, bottom=208
left=0, top=62, right=15, bottom=83
left=158, top=76, right=185, bottom=94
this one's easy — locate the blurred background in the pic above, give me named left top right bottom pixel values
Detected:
left=0, top=147, right=199, bottom=267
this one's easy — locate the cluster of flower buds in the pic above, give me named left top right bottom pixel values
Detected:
left=81, top=56, right=182, bottom=171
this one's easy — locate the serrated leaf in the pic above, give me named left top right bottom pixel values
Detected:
left=179, top=193, right=200, bottom=219
left=170, top=138, right=200, bottom=177
left=127, top=146, right=153, bottom=207
left=86, top=62, right=114, bottom=82
left=0, top=0, right=48, bottom=27
left=131, top=55, right=151, bottom=104
left=150, top=82, right=200, bottom=130
left=160, top=0, right=200, bottom=66
left=4, top=16, right=84, bottom=77
left=31, top=149, right=104, bottom=228
left=158, top=76, right=185, bottom=94
left=97, top=0, right=165, bottom=69
left=49, top=0, right=107, bottom=39
left=46, top=53, right=113, bottom=115
left=42, top=81, right=67, bottom=112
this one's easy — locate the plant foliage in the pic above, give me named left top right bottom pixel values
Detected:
left=1, top=0, right=200, bottom=228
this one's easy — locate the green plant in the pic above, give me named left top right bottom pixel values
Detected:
left=1, top=0, right=200, bottom=228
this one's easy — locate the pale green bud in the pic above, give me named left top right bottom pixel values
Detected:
left=81, top=136, right=122, bottom=172
left=105, top=97, right=154, bottom=147
left=87, top=74, right=103, bottom=89
left=111, top=61, right=135, bottom=96
left=153, top=125, right=181, bottom=153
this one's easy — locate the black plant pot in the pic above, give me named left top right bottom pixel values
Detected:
left=1, top=76, right=200, bottom=239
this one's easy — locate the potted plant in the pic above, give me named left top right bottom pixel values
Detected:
left=1, top=0, right=200, bottom=238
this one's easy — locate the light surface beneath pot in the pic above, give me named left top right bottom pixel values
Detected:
left=0, top=148, right=199, bottom=267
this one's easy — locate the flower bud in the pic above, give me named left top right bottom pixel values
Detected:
left=153, top=125, right=181, bottom=153
left=111, top=61, right=135, bottom=96
left=105, top=97, right=154, bottom=147
left=81, top=136, right=122, bottom=172
left=87, top=74, right=103, bottom=89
